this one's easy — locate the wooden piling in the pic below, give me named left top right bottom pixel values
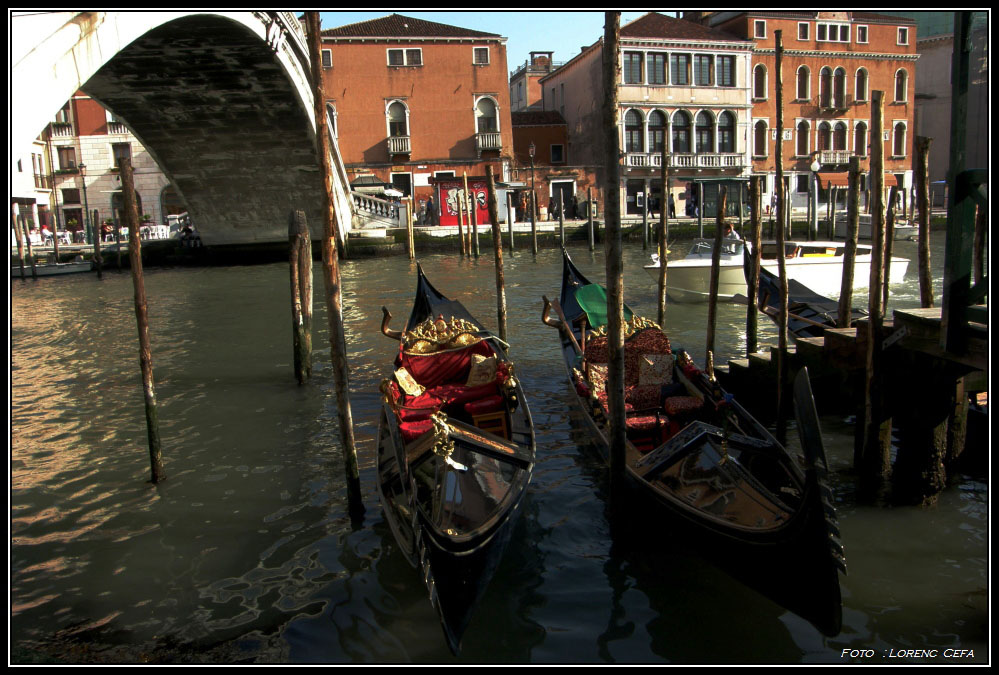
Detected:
left=587, top=187, right=595, bottom=251
left=307, top=11, right=363, bottom=516
left=774, top=29, right=789, bottom=444
left=22, top=217, right=38, bottom=278
left=838, top=156, right=861, bottom=327
left=486, top=166, right=508, bottom=342
left=706, top=186, right=726, bottom=364
left=457, top=183, right=467, bottom=257
left=406, top=198, right=414, bottom=260
left=558, top=190, right=565, bottom=247
left=289, top=210, right=314, bottom=385
left=859, top=89, right=891, bottom=489
left=602, top=11, right=627, bottom=486
left=746, top=176, right=762, bottom=355
left=641, top=183, right=649, bottom=250
left=12, top=208, right=27, bottom=279
left=973, top=200, right=986, bottom=287
left=915, top=136, right=933, bottom=308
left=120, top=158, right=165, bottom=484
left=883, top=185, right=899, bottom=313
left=531, top=189, right=538, bottom=255
left=657, top=151, right=668, bottom=327
left=507, top=199, right=515, bottom=251
left=92, top=208, right=103, bottom=280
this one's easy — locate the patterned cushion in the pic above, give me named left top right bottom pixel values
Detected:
left=625, top=385, right=661, bottom=411
left=663, top=396, right=703, bottom=417
left=584, top=335, right=609, bottom=364
left=625, top=414, right=667, bottom=431
left=466, top=353, right=497, bottom=386
left=626, top=327, right=671, bottom=355
left=395, top=367, right=425, bottom=397
left=596, top=390, right=634, bottom=414
left=638, top=353, right=674, bottom=386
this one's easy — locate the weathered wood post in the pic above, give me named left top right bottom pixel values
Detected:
left=859, top=89, right=891, bottom=491
left=838, top=156, right=861, bottom=327
left=289, top=210, right=314, bottom=385
left=746, top=176, right=762, bottom=355
left=120, top=158, right=165, bottom=484
left=406, top=198, right=414, bottom=260
left=915, top=136, right=933, bottom=307
left=657, top=150, right=668, bottom=327
left=973, top=199, right=986, bottom=287
left=531, top=187, right=539, bottom=255
left=457, top=182, right=467, bottom=257
left=558, top=190, right=565, bottom=247
left=92, top=208, right=103, bottom=280
left=706, top=185, right=726, bottom=364
left=603, top=11, right=627, bottom=488
left=507, top=198, right=515, bottom=251
left=486, top=166, right=508, bottom=342
left=883, top=184, right=899, bottom=313
left=828, top=186, right=838, bottom=239
left=774, top=29, right=790, bottom=444
left=587, top=186, right=595, bottom=251
left=697, top=183, right=704, bottom=238
left=307, top=11, right=363, bottom=516
left=641, top=181, right=649, bottom=250
left=114, top=219, right=123, bottom=271
left=12, top=207, right=27, bottom=279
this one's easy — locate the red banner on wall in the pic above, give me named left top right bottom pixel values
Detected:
left=433, top=178, right=491, bottom=227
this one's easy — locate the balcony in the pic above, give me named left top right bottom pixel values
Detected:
left=387, top=135, right=410, bottom=156
left=625, top=152, right=745, bottom=170
left=476, top=132, right=502, bottom=156
left=107, top=121, right=128, bottom=135
left=820, top=150, right=852, bottom=166
left=49, top=122, right=74, bottom=138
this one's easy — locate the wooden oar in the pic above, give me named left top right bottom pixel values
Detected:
left=542, top=295, right=583, bottom=355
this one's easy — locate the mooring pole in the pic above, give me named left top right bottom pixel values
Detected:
left=706, top=185, right=726, bottom=364
left=120, top=158, right=165, bottom=484
left=587, top=186, right=595, bottom=251
left=558, top=190, right=565, bottom=247
left=838, top=156, right=861, bottom=327
left=406, top=198, right=414, bottom=260
left=883, top=184, right=899, bottom=313
left=859, top=89, right=891, bottom=490
left=457, top=180, right=467, bottom=257
left=21, top=217, right=38, bottom=278
left=642, top=181, right=649, bottom=250
left=657, top=149, right=668, bottom=327
left=507, top=199, right=515, bottom=251
left=289, top=210, right=314, bottom=385
left=12, top=207, right=27, bottom=279
left=486, top=166, right=508, bottom=342
left=603, top=11, right=626, bottom=489
left=915, top=136, right=933, bottom=308
left=307, top=11, right=363, bottom=517
left=774, top=29, right=789, bottom=444
left=746, top=176, right=762, bottom=355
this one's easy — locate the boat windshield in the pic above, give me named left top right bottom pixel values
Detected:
left=686, top=238, right=744, bottom=257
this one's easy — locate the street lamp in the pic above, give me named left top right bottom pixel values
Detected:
left=79, top=163, right=92, bottom=244
left=529, top=141, right=537, bottom=254
left=809, top=154, right=821, bottom=241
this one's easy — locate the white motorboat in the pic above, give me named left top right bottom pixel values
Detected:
left=11, top=260, right=93, bottom=278
left=644, top=238, right=909, bottom=303
left=834, top=213, right=918, bottom=240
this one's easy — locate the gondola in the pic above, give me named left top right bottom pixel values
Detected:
left=376, top=263, right=535, bottom=654
left=542, top=249, right=845, bottom=636
left=754, top=265, right=868, bottom=339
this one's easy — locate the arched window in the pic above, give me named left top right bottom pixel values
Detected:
left=797, top=121, right=810, bottom=156
left=833, top=122, right=847, bottom=151
left=672, top=111, right=691, bottom=153
left=796, top=66, right=810, bottom=100
left=754, top=120, right=768, bottom=157
left=476, top=97, right=498, bottom=133
left=893, top=122, right=907, bottom=156
left=648, top=110, right=666, bottom=153
left=753, top=64, right=767, bottom=99
left=818, top=121, right=832, bottom=151
left=695, top=111, right=714, bottom=153
left=387, top=101, right=408, bottom=137
left=854, top=122, right=868, bottom=156
left=855, top=68, right=868, bottom=102
left=325, top=102, right=337, bottom=139
left=819, top=67, right=833, bottom=108
left=894, top=69, right=908, bottom=102
left=833, top=67, right=846, bottom=107
left=624, top=109, right=644, bottom=153
left=718, top=111, right=736, bottom=153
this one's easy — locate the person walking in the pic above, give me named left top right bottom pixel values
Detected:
left=668, top=192, right=676, bottom=219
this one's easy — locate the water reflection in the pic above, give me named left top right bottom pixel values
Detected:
left=10, top=233, right=987, bottom=663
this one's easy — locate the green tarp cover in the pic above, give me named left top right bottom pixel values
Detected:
left=576, top=283, right=634, bottom=329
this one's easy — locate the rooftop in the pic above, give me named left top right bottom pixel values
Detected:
left=322, top=13, right=502, bottom=39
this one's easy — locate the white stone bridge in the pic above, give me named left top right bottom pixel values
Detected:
left=12, top=11, right=354, bottom=247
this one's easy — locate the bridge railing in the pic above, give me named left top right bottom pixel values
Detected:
left=351, top=191, right=402, bottom=228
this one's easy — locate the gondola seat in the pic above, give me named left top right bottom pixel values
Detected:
left=663, top=395, right=704, bottom=421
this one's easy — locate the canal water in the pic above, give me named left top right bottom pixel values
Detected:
left=10, top=231, right=988, bottom=664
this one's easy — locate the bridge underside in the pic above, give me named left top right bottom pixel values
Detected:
left=83, top=14, right=325, bottom=247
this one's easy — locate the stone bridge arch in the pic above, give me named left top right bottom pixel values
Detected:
left=12, top=11, right=351, bottom=246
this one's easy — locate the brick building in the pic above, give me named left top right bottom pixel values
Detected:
left=509, top=51, right=561, bottom=112
left=319, top=14, right=514, bottom=219
left=688, top=11, right=919, bottom=214
left=43, top=93, right=181, bottom=242
left=537, top=12, right=755, bottom=218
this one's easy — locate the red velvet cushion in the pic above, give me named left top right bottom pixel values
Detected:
left=625, top=385, right=661, bottom=411
left=397, top=394, right=444, bottom=422
left=464, top=394, right=504, bottom=416
left=626, top=414, right=666, bottom=432
left=399, top=418, right=434, bottom=442
left=427, top=380, right=500, bottom=407
left=400, top=341, right=494, bottom=389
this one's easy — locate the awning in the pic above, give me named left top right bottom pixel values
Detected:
left=819, top=173, right=849, bottom=189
